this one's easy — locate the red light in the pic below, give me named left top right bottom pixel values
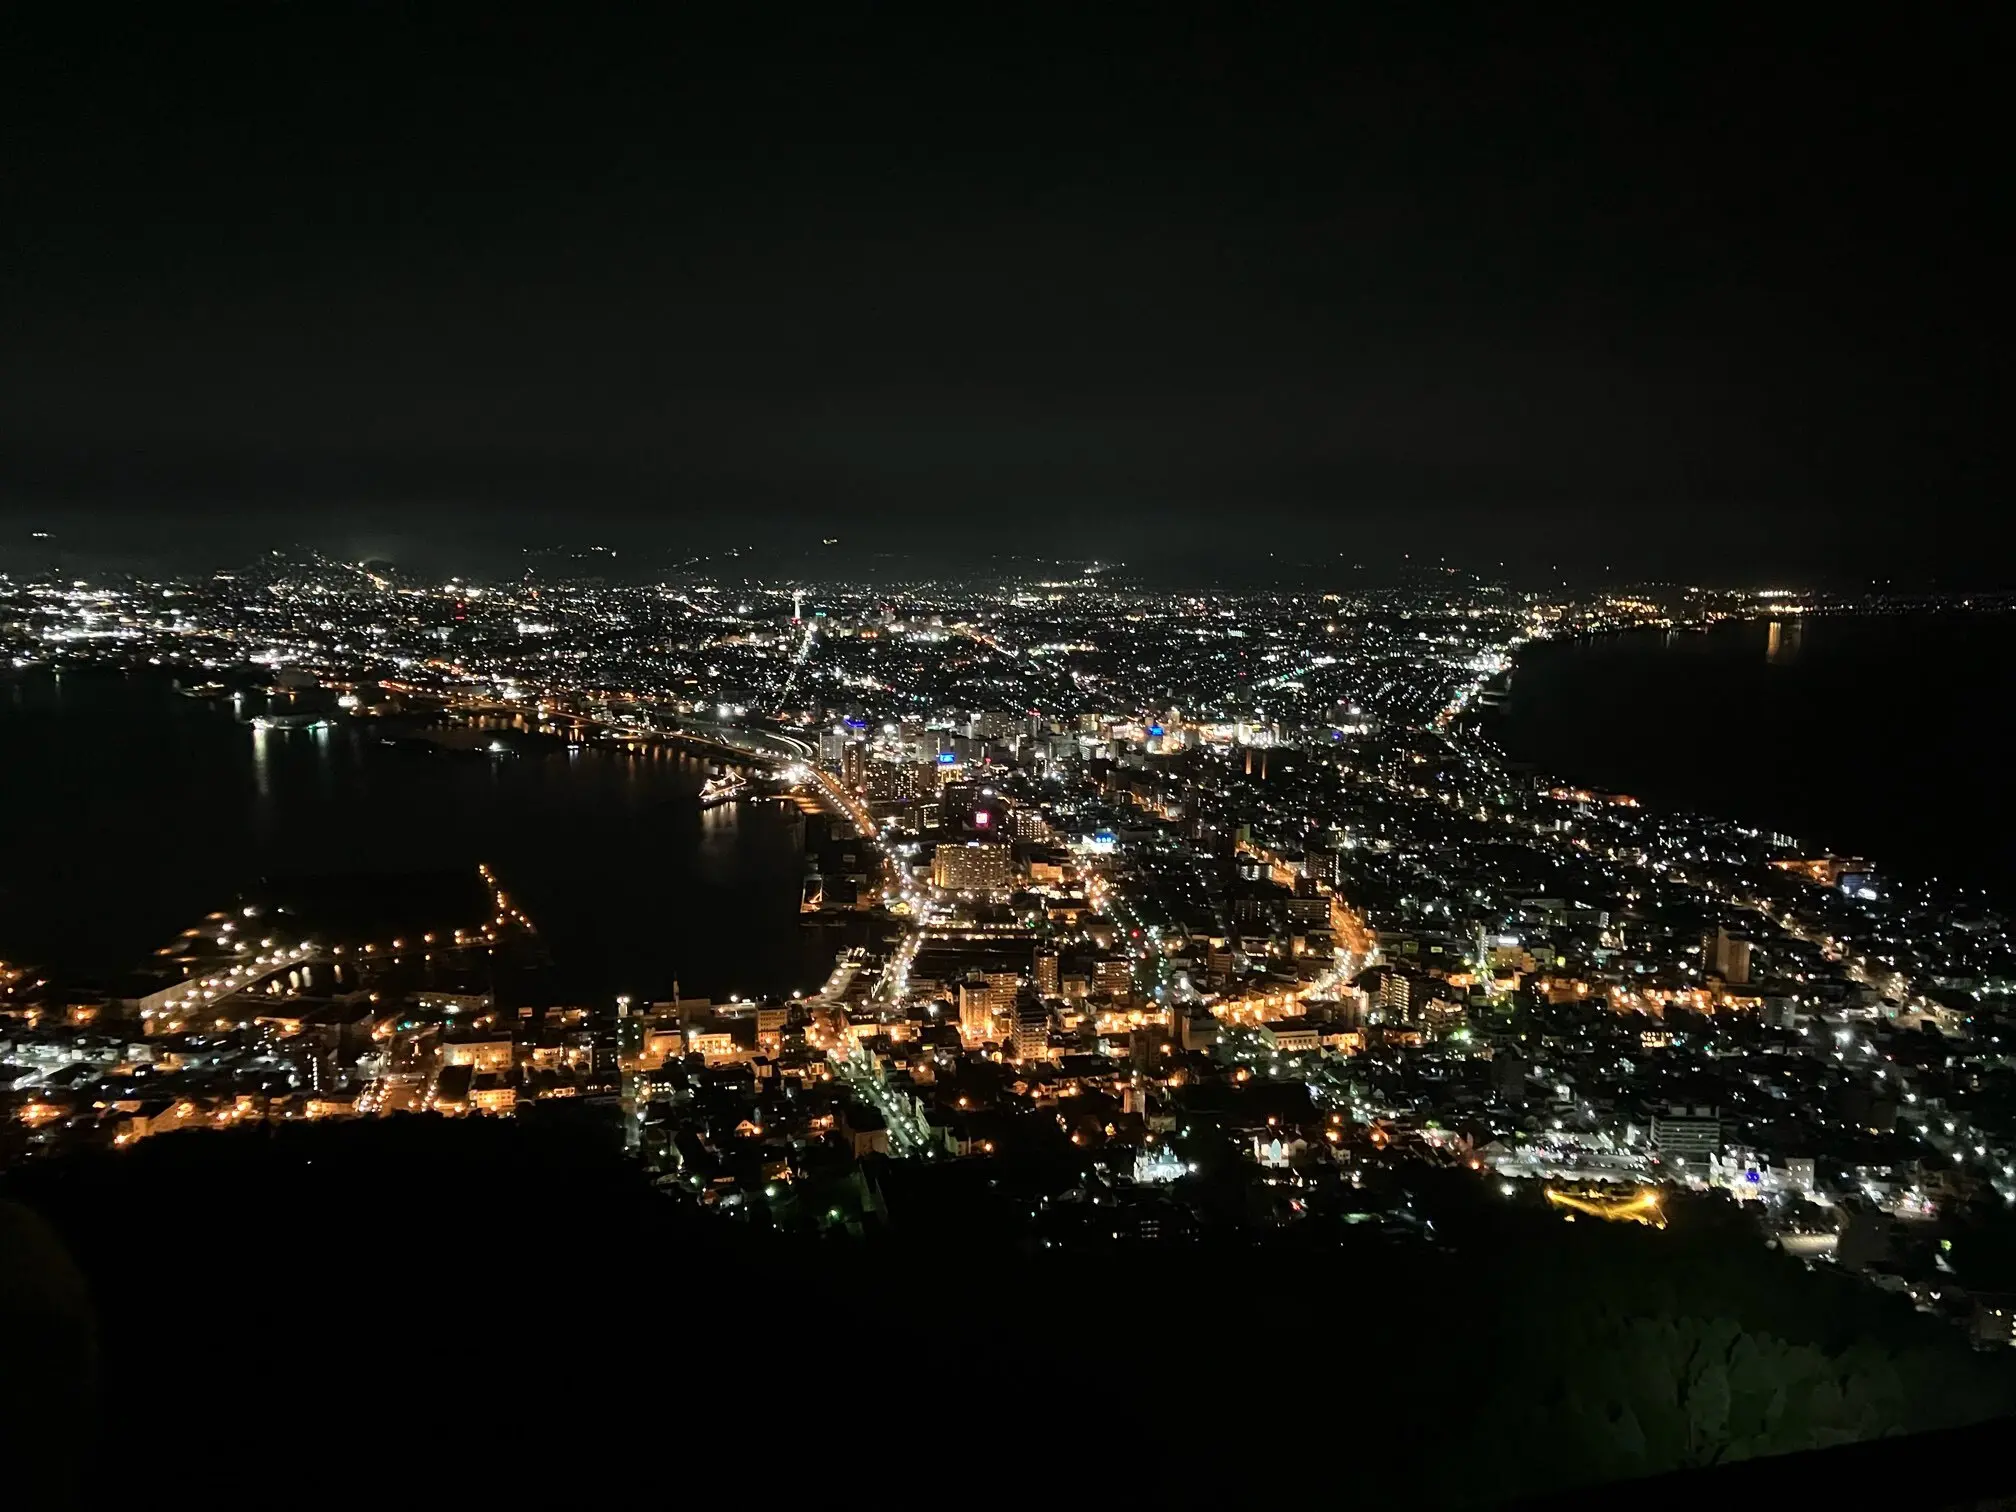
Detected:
left=973, top=811, right=991, bottom=829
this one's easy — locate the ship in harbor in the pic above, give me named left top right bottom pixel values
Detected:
left=698, top=771, right=748, bottom=808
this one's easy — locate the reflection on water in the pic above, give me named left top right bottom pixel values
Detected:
left=1765, top=618, right=1803, bottom=664
left=0, top=669, right=815, bottom=1000
left=250, top=723, right=272, bottom=799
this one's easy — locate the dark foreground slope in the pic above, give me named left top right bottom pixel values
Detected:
left=5, top=1115, right=2013, bottom=1508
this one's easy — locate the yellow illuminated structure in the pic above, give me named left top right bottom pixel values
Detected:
left=442, top=1038, right=514, bottom=1075
left=1544, top=1186, right=1666, bottom=1228
left=469, top=1084, right=517, bottom=1115
left=932, top=840, right=1015, bottom=892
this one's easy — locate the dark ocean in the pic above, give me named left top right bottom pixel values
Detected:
left=0, top=667, right=828, bottom=1000
left=1487, top=613, right=2016, bottom=898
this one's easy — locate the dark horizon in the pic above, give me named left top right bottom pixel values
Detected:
left=4, top=531, right=2009, bottom=596
left=3, top=9, right=2007, bottom=583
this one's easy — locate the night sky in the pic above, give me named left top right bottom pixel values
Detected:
left=1, top=9, right=2006, bottom=582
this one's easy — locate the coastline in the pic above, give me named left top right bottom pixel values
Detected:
left=1481, top=610, right=2016, bottom=899
left=0, top=667, right=814, bottom=1001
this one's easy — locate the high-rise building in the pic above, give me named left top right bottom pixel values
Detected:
left=1033, top=946, right=1060, bottom=998
left=957, top=987, right=987, bottom=1045
left=1651, top=1105, right=1723, bottom=1169
left=1206, top=946, right=1234, bottom=990
left=1422, top=998, right=1467, bottom=1037
left=1093, top=957, right=1133, bottom=1003
left=1309, top=988, right=1368, bottom=1031
left=1233, top=883, right=1288, bottom=932
left=1011, top=809, right=1053, bottom=842
left=1012, top=992, right=1050, bottom=1062
left=1702, top=926, right=1752, bottom=985
left=864, top=757, right=936, bottom=804
left=932, top=841, right=1016, bottom=892
left=958, top=984, right=998, bottom=1044
left=1491, top=1045, right=1528, bottom=1101
left=957, top=971, right=1023, bottom=1045
left=1379, top=968, right=1427, bottom=1023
